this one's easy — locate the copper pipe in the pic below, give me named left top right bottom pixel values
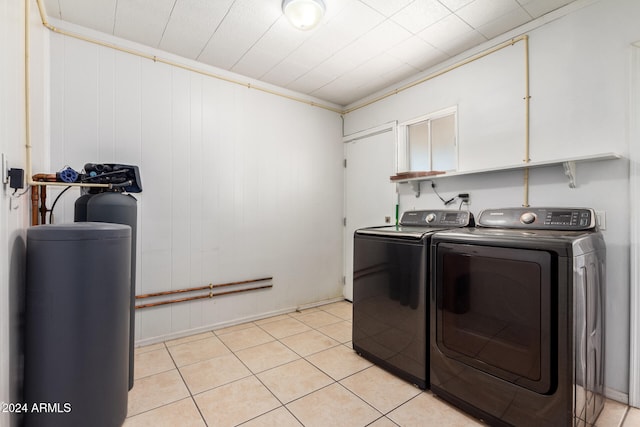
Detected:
left=39, top=184, right=47, bottom=224
left=135, top=285, right=273, bottom=309
left=136, top=277, right=273, bottom=299
left=32, top=173, right=57, bottom=182
left=31, top=173, right=56, bottom=225
left=30, top=175, right=56, bottom=226
left=30, top=186, right=39, bottom=226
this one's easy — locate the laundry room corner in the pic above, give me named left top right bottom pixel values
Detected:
left=342, top=0, right=638, bottom=403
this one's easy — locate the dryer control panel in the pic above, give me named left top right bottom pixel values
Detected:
left=400, top=210, right=474, bottom=227
left=478, top=207, right=596, bottom=231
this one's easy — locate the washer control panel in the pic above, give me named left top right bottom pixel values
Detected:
left=400, top=210, right=474, bottom=227
left=478, top=207, right=596, bottom=230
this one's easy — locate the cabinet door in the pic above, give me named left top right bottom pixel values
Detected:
left=343, top=131, right=396, bottom=301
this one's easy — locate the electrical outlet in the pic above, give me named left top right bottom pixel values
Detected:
left=595, top=211, right=606, bottom=230
left=458, top=193, right=470, bottom=205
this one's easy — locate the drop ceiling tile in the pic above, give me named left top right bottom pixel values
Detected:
left=197, top=0, right=281, bottom=70
left=369, top=54, right=421, bottom=87
left=359, top=0, right=414, bottom=17
left=446, top=30, right=488, bottom=57
left=282, top=36, right=343, bottom=73
left=322, top=0, right=386, bottom=43
left=247, top=17, right=314, bottom=58
left=311, top=76, right=368, bottom=105
left=315, top=53, right=412, bottom=104
left=316, top=47, right=369, bottom=78
left=41, top=0, right=582, bottom=106
left=476, top=6, right=531, bottom=39
left=519, top=0, right=575, bottom=18
left=455, top=0, right=522, bottom=28
left=159, top=0, right=235, bottom=60
left=418, top=13, right=473, bottom=49
left=381, top=61, right=421, bottom=83
left=391, top=0, right=451, bottom=34
left=388, top=36, right=448, bottom=70
left=440, top=30, right=487, bottom=58
left=57, top=0, right=117, bottom=34
left=261, top=58, right=314, bottom=88
left=437, top=0, right=475, bottom=12
left=274, top=1, right=385, bottom=75
left=357, top=53, right=407, bottom=77
left=232, top=17, right=313, bottom=79
left=232, top=47, right=285, bottom=81
left=321, top=0, right=355, bottom=21
left=324, top=20, right=412, bottom=71
left=315, top=66, right=411, bottom=105
left=354, top=19, right=414, bottom=53
left=114, top=0, right=175, bottom=47
left=286, top=68, right=339, bottom=94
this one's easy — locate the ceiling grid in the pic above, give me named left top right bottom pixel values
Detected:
left=42, top=0, right=578, bottom=106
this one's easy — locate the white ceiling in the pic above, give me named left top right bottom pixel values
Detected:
left=42, top=0, right=578, bottom=106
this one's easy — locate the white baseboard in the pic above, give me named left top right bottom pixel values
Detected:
left=605, top=387, right=629, bottom=405
left=134, top=296, right=347, bottom=348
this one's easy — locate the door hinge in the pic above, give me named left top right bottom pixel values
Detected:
left=343, top=217, right=347, bottom=226
left=343, top=159, right=347, bottom=168
left=342, top=276, right=346, bottom=285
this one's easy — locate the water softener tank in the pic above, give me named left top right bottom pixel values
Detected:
left=76, top=192, right=138, bottom=390
left=24, top=222, right=131, bottom=427
left=73, top=193, right=94, bottom=222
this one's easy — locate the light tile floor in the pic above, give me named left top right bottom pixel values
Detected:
left=125, top=301, right=637, bottom=427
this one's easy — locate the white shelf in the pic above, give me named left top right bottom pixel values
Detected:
left=394, top=152, right=622, bottom=197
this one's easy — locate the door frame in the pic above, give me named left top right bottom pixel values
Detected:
left=342, top=121, right=398, bottom=301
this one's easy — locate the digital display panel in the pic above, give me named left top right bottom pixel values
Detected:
left=444, top=212, right=459, bottom=221
left=550, top=212, right=573, bottom=222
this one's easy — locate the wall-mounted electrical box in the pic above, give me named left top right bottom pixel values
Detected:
left=2, top=153, right=25, bottom=190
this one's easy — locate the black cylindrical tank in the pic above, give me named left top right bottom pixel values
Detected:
left=73, top=193, right=94, bottom=222
left=24, top=222, right=131, bottom=427
left=85, top=192, right=138, bottom=390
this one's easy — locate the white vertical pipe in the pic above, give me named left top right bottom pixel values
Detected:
left=629, top=41, right=640, bottom=408
left=24, top=0, right=31, bottom=182
left=25, top=0, right=108, bottom=189
left=523, top=35, right=531, bottom=208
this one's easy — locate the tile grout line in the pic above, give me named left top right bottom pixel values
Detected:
left=193, top=321, right=293, bottom=426
left=127, top=302, right=356, bottom=425
left=162, top=340, right=210, bottom=427
left=619, top=405, right=630, bottom=427
left=123, top=301, right=628, bottom=426
left=250, top=304, right=401, bottom=426
left=233, top=304, right=355, bottom=425
left=220, top=315, right=313, bottom=427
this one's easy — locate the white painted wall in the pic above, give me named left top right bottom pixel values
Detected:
left=1, top=2, right=48, bottom=426
left=0, top=3, right=25, bottom=426
left=45, top=30, right=345, bottom=344
left=343, top=0, right=637, bottom=400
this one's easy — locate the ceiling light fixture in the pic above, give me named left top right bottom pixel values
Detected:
left=282, top=0, right=325, bottom=31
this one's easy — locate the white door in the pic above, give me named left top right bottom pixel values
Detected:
left=343, top=130, right=397, bottom=301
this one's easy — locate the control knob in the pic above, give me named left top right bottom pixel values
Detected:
left=425, top=213, right=436, bottom=223
left=520, top=212, right=536, bottom=224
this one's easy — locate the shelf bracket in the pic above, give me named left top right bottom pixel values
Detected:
left=563, top=161, right=577, bottom=188
left=409, top=180, right=421, bottom=197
